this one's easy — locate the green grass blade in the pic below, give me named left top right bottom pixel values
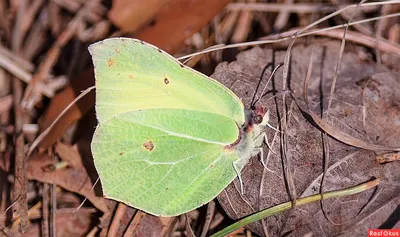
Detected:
left=211, top=178, right=380, bottom=237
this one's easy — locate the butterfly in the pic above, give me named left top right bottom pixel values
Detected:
left=89, top=38, right=271, bottom=216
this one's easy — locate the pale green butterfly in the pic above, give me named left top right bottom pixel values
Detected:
left=89, top=38, right=270, bottom=217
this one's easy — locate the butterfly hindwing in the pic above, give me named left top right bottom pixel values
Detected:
left=92, top=108, right=241, bottom=216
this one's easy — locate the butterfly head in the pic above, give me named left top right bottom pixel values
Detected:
left=255, top=106, right=270, bottom=126
left=246, top=105, right=269, bottom=128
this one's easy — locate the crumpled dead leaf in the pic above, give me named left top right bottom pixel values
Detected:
left=27, top=142, right=108, bottom=213
left=213, top=42, right=400, bottom=236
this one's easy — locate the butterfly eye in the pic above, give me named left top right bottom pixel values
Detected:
left=255, top=115, right=263, bottom=124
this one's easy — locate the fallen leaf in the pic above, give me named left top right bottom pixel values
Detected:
left=213, top=42, right=400, bottom=236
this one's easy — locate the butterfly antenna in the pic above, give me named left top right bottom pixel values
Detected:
left=253, top=62, right=284, bottom=106
left=250, top=63, right=273, bottom=109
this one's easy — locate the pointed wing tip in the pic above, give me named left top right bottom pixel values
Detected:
left=88, top=42, right=99, bottom=57
left=88, top=37, right=144, bottom=57
left=88, top=40, right=107, bottom=56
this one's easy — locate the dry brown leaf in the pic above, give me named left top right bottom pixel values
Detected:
left=29, top=70, right=94, bottom=155
left=26, top=150, right=108, bottom=213
left=55, top=142, right=85, bottom=169
left=213, top=42, right=400, bottom=236
left=108, top=0, right=171, bottom=33
left=133, top=0, right=233, bottom=53
left=19, top=210, right=93, bottom=237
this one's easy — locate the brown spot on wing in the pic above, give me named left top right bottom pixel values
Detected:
left=128, top=74, right=134, bottom=79
left=119, top=152, right=124, bottom=156
left=107, top=58, right=115, bottom=67
left=164, top=78, right=169, bottom=84
left=143, top=141, right=154, bottom=151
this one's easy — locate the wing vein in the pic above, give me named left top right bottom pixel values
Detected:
left=105, top=120, right=230, bottom=146
left=162, top=153, right=226, bottom=213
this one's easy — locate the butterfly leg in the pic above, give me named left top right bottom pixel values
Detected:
left=266, top=121, right=281, bottom=133
left=255, top=133, right=275, bottom=172
left=232, top=159, right=245, bottom=195
left=258, top=147, right=267, bottom=169
left=257, top=146, right=275, bottom=173
left=255, top=131, right=274, bottom=154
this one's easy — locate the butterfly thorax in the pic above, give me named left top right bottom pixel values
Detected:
left=226, top=107, right=269, bottom=167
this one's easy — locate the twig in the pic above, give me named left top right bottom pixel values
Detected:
left=49, top=2, right=61, bottom=36
left=306, top=28, right=400, bottom=55
left=51, top=0, right=81, bottom=12
left=179, top=2, right=400, bottom=61
left=0, top=48, right=58, bottom=98
left=13, top=135, right=28, bottom=233
left=227, top=2, right=384, bottom=12
left=200, top=201, right=216, bottom=237
left=0, top=95, right=12, bottom=114
left=231, top=0, right=254, bottom=43
left=42, top=183, right=49, bottom=237
left=21, top=7, right=84, bottom=111
left=107, top=203, right=127, bottom=237
left=216, top=11, right=239, bottom=44
left=274, top=0, right=293, bottom=31
left=50, top=185, right=57, bottom=237
left=20, top=0, right=44, bottom=42
left=227, top=2, right=349, bottom=13
left=123, top=210, right=146, bottom=237
left=50, top=151, right=57, bottom=237
left=0, top=44, right=34, bottom=72
left=375, top=4, right=391, bottom=64
left=23, top=7, right=49, bottom=61
left=0, top=53, right=32, bottom=84
left=185, top=214, right=196, bottom=237
left=0, top=224, right=15, bottom=237
left=330, top=0, right=372, bottom=35
left=11, top=0, right=29, bottom=233
left=86, top=226, right=98, bottom=237
left=11, top=200, right=41, bottom=229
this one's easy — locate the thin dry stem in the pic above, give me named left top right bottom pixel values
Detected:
left=107, top=203, right=127, bottom=237
left=123, top=210, right=145, bottom=237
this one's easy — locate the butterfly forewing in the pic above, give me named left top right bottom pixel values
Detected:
left=89, top=38, right=245, bottom=125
